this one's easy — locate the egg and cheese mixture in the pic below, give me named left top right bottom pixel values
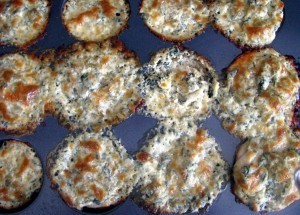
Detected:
left=0, top=0, right=50, bottom=47
left=47, top=130, right=138, bottom=210
left=211, top=0, right=284, bottom=48
left=0, top=53, right=51, bottom=135
left=0, top=140, right=42, bottom=210
left=132, top=121, right=229, bottom=213
left=62, top=0, right=129, bottom=42
left=140, top=0, right=210, bottom=41
left=234, top=128, right=300, bottom=212
left=52, top=38, right=141, bottom=130
left=140, top=46, right=219, bottom=123
left=216, top=48, right=299, bottom=139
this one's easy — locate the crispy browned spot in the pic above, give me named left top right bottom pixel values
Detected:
left=12, top=0, right=23, bottom=7
left=125, top=89, right=134, bottom=98
left=198, top=161, right=212, bottom=178
left=100, top=0, right=116, bottom=18
left=77, top=189, right=86, bottom=196
left=284, top=193, right=299, bottom=205
left=151, top=0, right=160, bottom=8
left=0, top=102, right=15, bottom=122
left=260, top=91, right=280, bottom=110
left=33, top=14, right=42, bottom=29
left=0, top=3, right=5, bottom=13
left=277, top=168, right=291, bottom=182
left=63, top=194, right=74, bottom=207
left=91, top=184, right=105, bottom=200
left=70, top=7, right=99, bottom=24
left=28, top=0, right=37, bottom=4
left=0, top=188, right=10, bottom=201
left=73, top=175, right=82, bottom=185
left=2, top=70, right=14, bottom=82
left=63, top=169, right=72, bottom=177
left=117, top=172, right=126, bottom=180
left=278, top=1, right=284, bottom=10
left=13, top=190, right=25, bottom=200
left=79, top=140, right=101, bottom=151
left=136, top=151, right=150, bottom=162
left=245, top=25, right=266, bottom=38
left=17, top=156, right=30, bottom=177
left=74, top=154, right=96, bottom=173
left=4, top=82, right=39, bottom=105
left=101, top=56, right=109, bottom=64
left=187, top=129, right=206, bottom=151
left=0, top=169, right=5, bottom=179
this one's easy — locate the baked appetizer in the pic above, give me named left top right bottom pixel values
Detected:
left=0, top=0, right=50, bottom=47
left=139, top=46, right=218, bottom=122
left=216, top=48, right=299, bottom=139
left=62, top=0, right=130, bottom=42
left=52, top=38, right=141, bottom=130
left=0, top=139, right=43, bottom=211
left=233, top=128, right=300, bottom=212
left=132, top=120, right=229, bottom=214
left=0, top=52, right=51, bottom=136
left=47, top=129, right=138, bottom=211
left=211, top=0, right=284, bottom=48
left=140, top=0, right=210, bottom=42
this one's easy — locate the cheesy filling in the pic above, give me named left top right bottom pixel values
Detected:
left=234, top=129, right=300, bottom=212
left=52, top=39, right=141, bottom=130
left=216, top=48, right=300, bottom=139
left=0, top=53, right=51, bottom=135
left=140, top=46, right=219, bottom=122
left=62, top=0, right=129, bottom=41
left=0, top=140, right=42, bottom=210
left=48, top=130, right=138, bottom=210
left=0, top=0, right=50, bottom=47
left=133, top=121, right=229, bottom=213
left=211, top=0, right=284, bottom=47
left=140, top=0, right=209, bottom=41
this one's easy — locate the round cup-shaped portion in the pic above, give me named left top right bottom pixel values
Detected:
left=0, top=139, right=43, bottom=213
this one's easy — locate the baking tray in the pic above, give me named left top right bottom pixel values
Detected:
left=0, top=0, right=300, bottom=214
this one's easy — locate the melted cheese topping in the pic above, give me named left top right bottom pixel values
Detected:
left=52, top=39, right=141, bottom=130
left=216, top=48, right=300, bottom=139
left=62, top=0, right=129, bottom=41
left=234, top=128, right=300, bottom=212
left=0, top=0, right=50, bottom=47
left=140, top=46, right=218, bottom=122
left=140, top=0, right=209, bottom=41
left=48, top=130, right=138, bottom=210
left=0, top=53, right=51, bottom=135
left=133, top=121, right=229, bottom=213
left=211, top=0, right=284, bottom=48
left=0, top=140, right=42, bottom=210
